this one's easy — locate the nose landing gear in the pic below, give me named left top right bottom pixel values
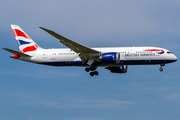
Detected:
left=159, top=67, right=163, bottom=71
left=159, top=63, right=165, bottom=72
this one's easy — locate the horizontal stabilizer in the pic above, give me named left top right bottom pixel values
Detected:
left=2, top=48, right=31, bottom=57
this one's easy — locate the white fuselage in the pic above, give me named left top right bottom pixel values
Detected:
left=19, top=46, right=177, bottom=67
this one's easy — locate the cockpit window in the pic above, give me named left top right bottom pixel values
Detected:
left=167, top=51, right=172, bottom=54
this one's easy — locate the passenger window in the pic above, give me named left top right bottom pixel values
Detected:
left=167, top=51, right=172, bottom=54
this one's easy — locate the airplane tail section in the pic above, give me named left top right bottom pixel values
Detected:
left=3, top=48, right=32, bottom=59
left=11, top=25, right=43, bottom=53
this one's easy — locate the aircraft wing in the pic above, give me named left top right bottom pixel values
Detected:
left=39, top=27, right=101, bottom=63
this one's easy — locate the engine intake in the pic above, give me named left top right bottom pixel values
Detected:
left=100, top=52, right=120, bottom=64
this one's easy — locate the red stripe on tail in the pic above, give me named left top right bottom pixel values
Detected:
left=12, top=29, right=31, bottom=39
left=21, top=44, right=38, bottom=53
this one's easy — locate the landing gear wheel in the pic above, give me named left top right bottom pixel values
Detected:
left=90, top=72, right=94, bottom=76
left=86, top=67, right=98, bottom=76
left=94, top=71, right=99, bottom=76
left=159, top=68, right=163, bottom=72
left=85, top=68, right=90, bottom=72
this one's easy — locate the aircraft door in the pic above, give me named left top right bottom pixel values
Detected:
left=43, top=51, right=48, bottom=62
left=127, top=49, right=134, bottom=60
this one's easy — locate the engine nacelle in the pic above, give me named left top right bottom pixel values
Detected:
left=100, top=52, right=120, bottom=64
left=106, top=65, right=128, bottom=73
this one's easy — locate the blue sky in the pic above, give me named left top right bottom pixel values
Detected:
left=1, top=0, right=180, bottom=120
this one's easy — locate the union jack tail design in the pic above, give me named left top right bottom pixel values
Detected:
left=11, top=25, right=42, bottom=53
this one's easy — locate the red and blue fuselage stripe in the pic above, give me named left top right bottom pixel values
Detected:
left=144, top=49, right=164, bottom=54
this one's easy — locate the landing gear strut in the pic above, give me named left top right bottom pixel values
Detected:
left=159, top=63, right=165, bottom=72
left=85, top=67, right=99, bottom=76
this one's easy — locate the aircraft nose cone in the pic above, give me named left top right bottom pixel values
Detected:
left=166, top=54, right=178, bottom=63
left=175, top=56, right=178, bottom=61
left=173, top=55, right=178, bottom=62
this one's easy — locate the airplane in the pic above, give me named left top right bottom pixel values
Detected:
left=3, top=25, right=178, bottom=76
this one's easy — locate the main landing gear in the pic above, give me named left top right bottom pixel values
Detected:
left=159, top=63, right=165, bottom=72
left=85, top=67, right=99, bottom=76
